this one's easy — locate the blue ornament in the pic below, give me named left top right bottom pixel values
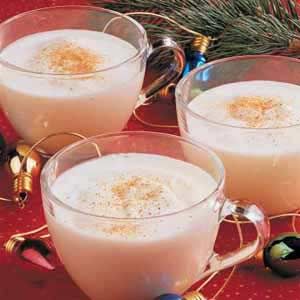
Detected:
left=155, top=291, right=206, bottom=300
left=155, top=294, right=183, bottom=300
left=183, top=52, right=206, bottom=77
left=182, top=36, right=209, bottom=77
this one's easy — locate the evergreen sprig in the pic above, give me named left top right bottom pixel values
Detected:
left=210, top=14, right=300, bottom=59
left=92, top=0, right=300, bottom=60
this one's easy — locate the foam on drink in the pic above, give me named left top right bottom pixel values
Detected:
left=186, top=80, right=300, bottom=154
left=188, top=81, right=300, bottom=129
left=51, top=153, right=217, bottom=239
left=0, top=30, right=139, bottom=94
left=1, top=29, right=137, bottom=69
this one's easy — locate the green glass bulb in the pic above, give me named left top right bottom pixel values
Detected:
left=264, top=232, right=300, bottom=277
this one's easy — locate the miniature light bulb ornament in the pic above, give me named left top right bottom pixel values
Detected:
left=4, top=236, right=55, bottom=270
left=155, top=291, right=207, bottom=300
left=182, top=36, right=210, bottom=77
left=263, top=232, right=300, bottom=277
left=6, top=142, right=42, bottom=208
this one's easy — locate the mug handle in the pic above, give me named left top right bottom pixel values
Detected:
left=199, top=199, right=270, bottom=280
left=136, top=36, right=186, bottom=108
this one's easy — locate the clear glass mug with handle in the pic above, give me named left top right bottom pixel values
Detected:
left=176, top=55, right=300, bottom=216
left=41, top=131, right=270, bottom=300
left=0, top=6, right=185, bottom=153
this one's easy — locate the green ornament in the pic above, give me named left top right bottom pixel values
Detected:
left=263, top=233, right=300, bottom=277
left=0, top=133, right=6, bottom=165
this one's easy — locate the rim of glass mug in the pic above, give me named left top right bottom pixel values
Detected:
left=176, top=54, right=300, bottom=130
left=41, top=131, right=225, bottom=221
left=0, top=5, right=148, bottom=78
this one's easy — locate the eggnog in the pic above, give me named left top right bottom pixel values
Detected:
left=45, top=153, right=219, bottom=300
left=185, top=80, right=300, bottom=215
left=0, top=30, right=144, bottom=152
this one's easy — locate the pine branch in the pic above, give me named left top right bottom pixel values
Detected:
left=92, top=0, right=300, bottom=59
left=209, top=14, right=300, bottom=59
left=97, top=0, right=242, bottom=37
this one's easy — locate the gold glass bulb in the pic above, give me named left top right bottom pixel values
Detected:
left=7, top=142, right=42, bottom=207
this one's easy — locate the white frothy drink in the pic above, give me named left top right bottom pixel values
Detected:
left=185, top=80, right=300, bottom=215
left=45, top=153, right=218, bottom=300
left=0, top=30, right=144, bottom=152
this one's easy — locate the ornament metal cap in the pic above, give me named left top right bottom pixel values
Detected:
left=191, top=36, right=210, bottom=54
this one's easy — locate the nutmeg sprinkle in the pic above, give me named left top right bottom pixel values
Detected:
left=111, top=176, right=163, bottom=203
left=227, top=96, right=288, bottom=127
left=37, top=41, right=102, bottom=74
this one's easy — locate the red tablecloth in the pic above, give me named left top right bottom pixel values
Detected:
left=1, top=1, right=300, bottom=300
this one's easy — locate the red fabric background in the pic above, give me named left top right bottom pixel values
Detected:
left=1, top=1, right=300, bottom=300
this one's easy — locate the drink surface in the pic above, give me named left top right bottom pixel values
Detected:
left=51, top=153, right=217, bottom=238
left=0, top=29, right=138, bottom=96
left=189, top=80, right=300, bottom=129
left=187, top=80, right=300, bottom=154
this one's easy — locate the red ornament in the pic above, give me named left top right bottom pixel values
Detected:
left=4, top=236, right=55, bottom=270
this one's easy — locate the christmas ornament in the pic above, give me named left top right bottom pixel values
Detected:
left=4, top=236, right=54, bottom=270
left=6, top=142, right=42, bottom=208
left=183, top=36, right=209, bottom=76
left=264, top=232, right=300, bottom=277
left=155, top=294, right=183, bottom=300
left=155, top=291, right=206, bottom=300
left=0, top=132, right=6, bottom=165
left=4, top=224, right=54, bottom=270
left=0, top=132, right=93, bottom=208
left=96, top=0, right=300, bottom=60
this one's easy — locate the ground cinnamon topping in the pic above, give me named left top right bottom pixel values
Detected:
left=38, top=41, right=102, bottom=74
left=111, top=176, right=163, bottom=203
left=227, top=96, right=288, bottom=127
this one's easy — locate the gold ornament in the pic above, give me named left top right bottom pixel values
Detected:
left=0, top=132, right=99, bottom=208
left=6, top=142, right=42, bottom=208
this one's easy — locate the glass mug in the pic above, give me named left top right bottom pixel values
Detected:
left=176, top=55, right=300, bottom=216
left=0, top=6, right=185, bottom=153
left=41, top=131, right=269, bottom=300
